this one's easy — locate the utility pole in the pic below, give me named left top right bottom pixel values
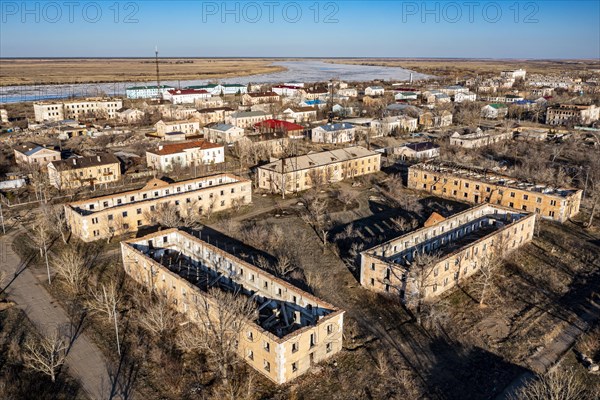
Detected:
left=155, top=46, right=162, bottom=101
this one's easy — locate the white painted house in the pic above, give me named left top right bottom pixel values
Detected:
left=155, top=119, right=201, bottom=136
left=163, top=89, right=211, bottom=104
left=125, top=85, right=174, bottom=99
left=146, top=140, right=225, bottom=172
left=312, top=123, right=356, bottom=144
left=365, top=86, right=385, bottom=96
left=204, top=123, right=245, bottom=144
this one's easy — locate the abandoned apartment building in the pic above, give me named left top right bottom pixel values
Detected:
left=65, top=174, right=251, bottom=242
left=121, top=229, right=344, bottom=384
left=360, top=204, right=536, bottom=301
left=408, top=162, right=582, bottom=223
left=257, top=146, right=381, bottom=194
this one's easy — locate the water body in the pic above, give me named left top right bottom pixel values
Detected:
left=0, top=60, right=428, bottom=104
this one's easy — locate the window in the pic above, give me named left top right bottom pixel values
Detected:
left=107, top=214, right=113, bottom=221
left=103, top=201, right=109, bottom=207
left=523, top=194, right=529, bottom=200
left=327, top=324, right=334, bottom=335
left=292, top=362, right=298, bottom=372
left=247, top=331, right=253, bottom=340
left=292, top=342, right=298, bottom=353
left=510, top=192, right=515, bottom=198
left=263, top=341, right=270, bottom=352
left=371, top=263, right=375, bottom=271
left=248, top=350, right=254, bottom=360
left=136, top=208, right=142, bottom=215
left=264, top=360, right=270, bottom=372
left=122, top=211, right=128, bottom=217
left=326, top=342, right=333, bottom=353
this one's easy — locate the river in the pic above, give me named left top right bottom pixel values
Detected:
left=0, top=60, right=428, bottom=104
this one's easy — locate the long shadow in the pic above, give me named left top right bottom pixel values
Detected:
left=423, top=337, right=531, bottom=400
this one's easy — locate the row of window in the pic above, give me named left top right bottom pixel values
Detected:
left=85, top=178, right=240, bottom=211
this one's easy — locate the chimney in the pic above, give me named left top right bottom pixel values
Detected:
left=294, top=310, right=301, bottom=324
left=97, top=156, right=101, bottom=162
left=158, top=145, right=163, bottom=150
left=72, top=159, right=76, bottom=165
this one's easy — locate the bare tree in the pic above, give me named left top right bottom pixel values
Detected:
left=301, top=196, right=331, bottom=245
left=476, top=236, right=510, bottom=307
left=405, top=252, right=440, bottom=325
left=509, top=367, right=595, bottom=400
left=23, top=330, right=68, bottom=383
left=51, top=246, right=89, bottom=293
left=137, top=292, right=180, bottom=339
left=177, top=288, right=257, bottom=393
left=145, top=202, right=201, bottom=229
left=30, top=217, right=52, bottom=284
left=40, top=204, right=70, bottom=244
left=273, top=254, right=297, bottom=277
left=85, top=282, right=122, bottom=323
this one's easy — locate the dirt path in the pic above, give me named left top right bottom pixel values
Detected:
left=1, top=227, right=116, bottom=400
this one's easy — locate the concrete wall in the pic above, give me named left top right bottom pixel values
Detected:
left=65, top=174, right=251, bottom=242
left=121, top=229, right=343, bottom=384
left=407, top=165, right=582, bottom=223
left=361, top=205, right=536, bottom=301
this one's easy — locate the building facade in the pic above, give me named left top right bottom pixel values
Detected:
left=449, top=130, right=512, bottom=148
left=242, top=92, right=280, bottom=106
left=120, top=228, right=344, bottom=384
left=407, top=162, right=582, bottom=222
left=125, top=85, right=174, bottom=99
left=65, top=174, right=251, bottom=242
left=48, top=154, right=121, bottom=190
left=545, top=104, right=599, bottom=126
left=311, top=123, right=356, bottom=143
left=146, top=140, right=225, bottom=172
left=155, top=120, right=201, bottom=136
left=14, top=142, right=61, bottom=167
left=257, top=147, right=381, bottom=194
left=360, top=204, right=535, bottom=301
left=230, top=111, right=272, bottom=128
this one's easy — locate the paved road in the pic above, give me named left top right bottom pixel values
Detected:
left=1, top=227, right=115, bottom=400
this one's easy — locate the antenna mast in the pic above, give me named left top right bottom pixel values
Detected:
left=155, top=46, right=161, bottom=101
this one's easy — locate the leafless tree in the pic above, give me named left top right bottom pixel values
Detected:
left=137, top=292, right=180, bottom=339
left=273, top=254, right=297, bottom=277
left=301, top=196, right=331, bottom=245
left=177, top=288, right=257, bottom=398
left=307, top=169, right=325, bottom=190
left=145, top=201, right=201, bottom=229
left=336, top=189, right=357, bottom=211
left=23, top=330, right=68, bottom=383
left=85, top=281, right=122, bottom=323
left=509, top=367, right=595, bottom=400
left=40, top=204, right=70, bottom=244
left=476, top=236, right=510, bottom=307
left=30, top=217, right=52, bottom=284
left=405, top=252, right=440, bottom=325
left=51, top=246, right=89, bottom=293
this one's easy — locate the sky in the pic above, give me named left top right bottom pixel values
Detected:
left=1, top=0, right=599, bottom=58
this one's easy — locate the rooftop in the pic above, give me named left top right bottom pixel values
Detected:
left=411, top=161, right=581, bottom=198
left=124, top=228, right=341, bottom=340
left=259, top=146, right=379, bottom=174
left=148, top=140, right=222, bottom=156
left=254, top=119, right=304, bottom=131
left=50, top=153, right=119, bottom=171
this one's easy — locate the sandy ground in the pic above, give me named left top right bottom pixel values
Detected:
left=0, top=58, right=287, bottom=86
left=324, top=58, right=600, bottom=77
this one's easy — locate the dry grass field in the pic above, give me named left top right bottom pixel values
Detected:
left=0, top=58, right=286, bottom=86
left=325, top=58, right=600, bottom=77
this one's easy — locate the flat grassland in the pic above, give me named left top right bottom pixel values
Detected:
left=0, top=58, right=286, bottom=86
left=325, top=58, right=600, bottom=77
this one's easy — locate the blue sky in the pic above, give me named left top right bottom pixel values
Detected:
left=1, top=1, right=599, bottom=58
